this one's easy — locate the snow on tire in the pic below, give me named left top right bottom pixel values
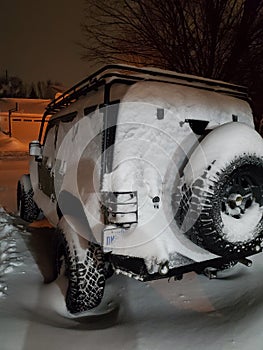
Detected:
left=57, top=216, right=105, bottom=314
left=175, top=123, right=263, bottom=257
left=17, top=174, right=40, bottom=222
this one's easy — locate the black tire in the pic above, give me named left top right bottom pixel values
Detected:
left=17, top=175, right=40, bottom=222
left=176, top=155, right=263, bottom=257
left=57, top=216, right=105, bottom=314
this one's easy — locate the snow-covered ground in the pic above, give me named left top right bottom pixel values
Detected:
left=1, top=206, right=263, bottom=350
left=0, top=132, right=28, bottom=159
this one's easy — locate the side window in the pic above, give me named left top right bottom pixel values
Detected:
left=42, top=123, right=58, bottom=166
left=39, top=112, right=77, bottom=199
left=56, top=112, right=78, bottom=152
left=84, top=105, right=97, bottom=116
left=42, top=112, right=78, bottom=158
left=38, top=122, right=58, bottom=198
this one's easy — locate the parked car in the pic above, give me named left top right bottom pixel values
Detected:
left=17, top=65, right=263, bottom=314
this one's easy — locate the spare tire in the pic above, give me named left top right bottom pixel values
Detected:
left=175, top=122, right=263, bottom=257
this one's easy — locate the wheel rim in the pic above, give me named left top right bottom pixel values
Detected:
left=222, top=172, right=255, bottom=219
left=220, top=166, right=263, bottom=244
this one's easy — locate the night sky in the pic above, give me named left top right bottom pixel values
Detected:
left=0, top=0, right=95, bottom=88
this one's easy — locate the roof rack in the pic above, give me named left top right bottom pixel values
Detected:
left=45, top=64, right=248, bottom=116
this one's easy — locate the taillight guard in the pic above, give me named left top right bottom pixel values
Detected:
left=102, top=191, right=138, bottom=225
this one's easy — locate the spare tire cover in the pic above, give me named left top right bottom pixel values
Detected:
left=175, top=122, right=263, bottom=257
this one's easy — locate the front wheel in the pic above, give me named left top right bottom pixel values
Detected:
left=57, top=216, right=106, bottom=314
left=17, top=175, right=40, bottom=222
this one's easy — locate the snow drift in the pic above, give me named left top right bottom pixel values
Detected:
left=1, top=206, right=263, bottom=349
left=0, top=131, right=28, bottom=158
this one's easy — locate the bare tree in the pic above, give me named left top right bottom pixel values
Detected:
left=0, top=74, right=26, bottom=98
left=81, top=0, right=263, bottom=130
left=37, top=80, right=64, bottom=99
left=81, top=0, right=263, bottom=80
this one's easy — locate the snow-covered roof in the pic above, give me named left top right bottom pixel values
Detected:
left=94, top=64, right=247, bottom=93
left=46, top=64, right=248, bottom=117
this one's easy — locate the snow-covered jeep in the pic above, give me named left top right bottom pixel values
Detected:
left=18, top=65, right=263, bottom=314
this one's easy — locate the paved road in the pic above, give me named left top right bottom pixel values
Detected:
left=0, top=158, right=29, bottom=212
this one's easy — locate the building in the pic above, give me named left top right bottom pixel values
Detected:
left=0, top=98, right=50, bottom=143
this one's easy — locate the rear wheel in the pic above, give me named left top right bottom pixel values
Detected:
left=57, top=216, right=106, bottom=314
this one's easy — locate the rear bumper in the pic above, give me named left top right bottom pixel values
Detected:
left=109, top=251, right=260, bottom=281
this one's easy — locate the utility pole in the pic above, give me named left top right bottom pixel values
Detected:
left=8, top=103, right=18, bottom=137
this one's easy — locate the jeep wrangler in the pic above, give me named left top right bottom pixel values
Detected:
left=17, top=65, right=263, bottom=314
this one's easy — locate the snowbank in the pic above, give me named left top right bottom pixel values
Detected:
left=0, top=132, right=28, bottom=158
left=0, top=208, right=23, bottom=298
left=2, top=206, right=263, bottom=349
